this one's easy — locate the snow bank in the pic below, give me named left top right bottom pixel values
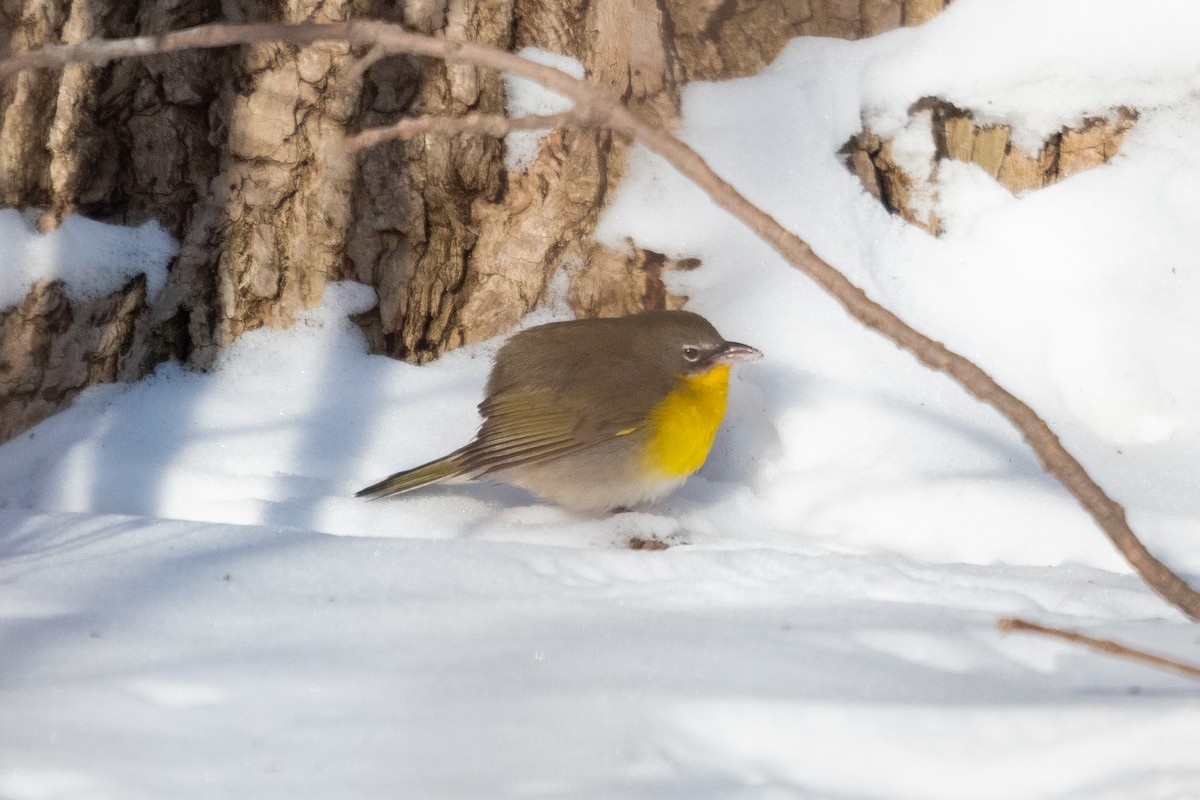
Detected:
left=0, top=209, right=175, bottom=308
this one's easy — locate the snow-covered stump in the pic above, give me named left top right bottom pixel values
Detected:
left=843, top=100, right=1138, bottom=235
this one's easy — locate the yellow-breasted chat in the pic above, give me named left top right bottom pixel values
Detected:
left=357, top=310, right=761, bottom=511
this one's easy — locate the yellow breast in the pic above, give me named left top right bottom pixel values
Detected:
left=643, top=364, right=731, bottom=478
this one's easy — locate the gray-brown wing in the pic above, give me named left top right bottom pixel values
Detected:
left=460, top=388, right=647, bottom=476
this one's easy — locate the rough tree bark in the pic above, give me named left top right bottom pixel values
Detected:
left=0, top=0, right=953, bottom=442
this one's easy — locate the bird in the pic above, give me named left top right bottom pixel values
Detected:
left=356, top=309, right=761, bottom=511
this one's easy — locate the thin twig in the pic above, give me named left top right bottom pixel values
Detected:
left=347, top=110, right=584, bottom=151
left=4, top=21, right=1200, bottom=619
left=999, top=617, right=1200, bottom=681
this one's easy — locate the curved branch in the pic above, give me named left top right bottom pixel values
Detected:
left=999, top=617, right=1200, bottom=681
left=4, top=21, right=1199, bottom=618
left=346, top=111, right=584, bottom=151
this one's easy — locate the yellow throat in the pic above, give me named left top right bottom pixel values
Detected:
left=644, top=364, right=731, bottom=478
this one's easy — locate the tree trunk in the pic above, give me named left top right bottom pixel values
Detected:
left=0, top=0, right=953, bottom=442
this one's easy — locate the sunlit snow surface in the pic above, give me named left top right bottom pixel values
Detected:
left=4, top=1, right=1200, bottom=797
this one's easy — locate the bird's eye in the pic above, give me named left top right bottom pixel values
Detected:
left=682, top=346, right=701, bottom=362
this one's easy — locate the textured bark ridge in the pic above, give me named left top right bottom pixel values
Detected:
left=1, top=0, right=955, bottom=441
left=346, top=2, right=510, bottom=362
left=136, top=1, right=363, bottom=367
left=1, top=0, right=65, bottom=213
left=0, top=277, right=147, bottom=443
left=668, top=0, right=953, bottom=79
left=844, top=100, right=1138, bottom=235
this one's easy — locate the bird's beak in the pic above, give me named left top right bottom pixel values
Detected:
left=714, top=341, right=763, bottom=364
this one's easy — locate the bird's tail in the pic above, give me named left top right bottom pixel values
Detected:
left=355, top=452, right=470, bottom=500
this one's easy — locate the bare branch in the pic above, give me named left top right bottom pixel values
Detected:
left=999, top=617, right=1200, bottom=681
left=342, top=42, right=389, bottom=87
left=347, top=111, right=584, bottom=152
left=4, top=21, right=1200, bottom=618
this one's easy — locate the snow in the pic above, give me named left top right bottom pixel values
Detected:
left=502, top=47, right=586, bottom=172
left=4, top=0, right=1200, bottom=796
left=858, top=0, right=1200, bottom=151
left=0, top=208, right=175, bottom=308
